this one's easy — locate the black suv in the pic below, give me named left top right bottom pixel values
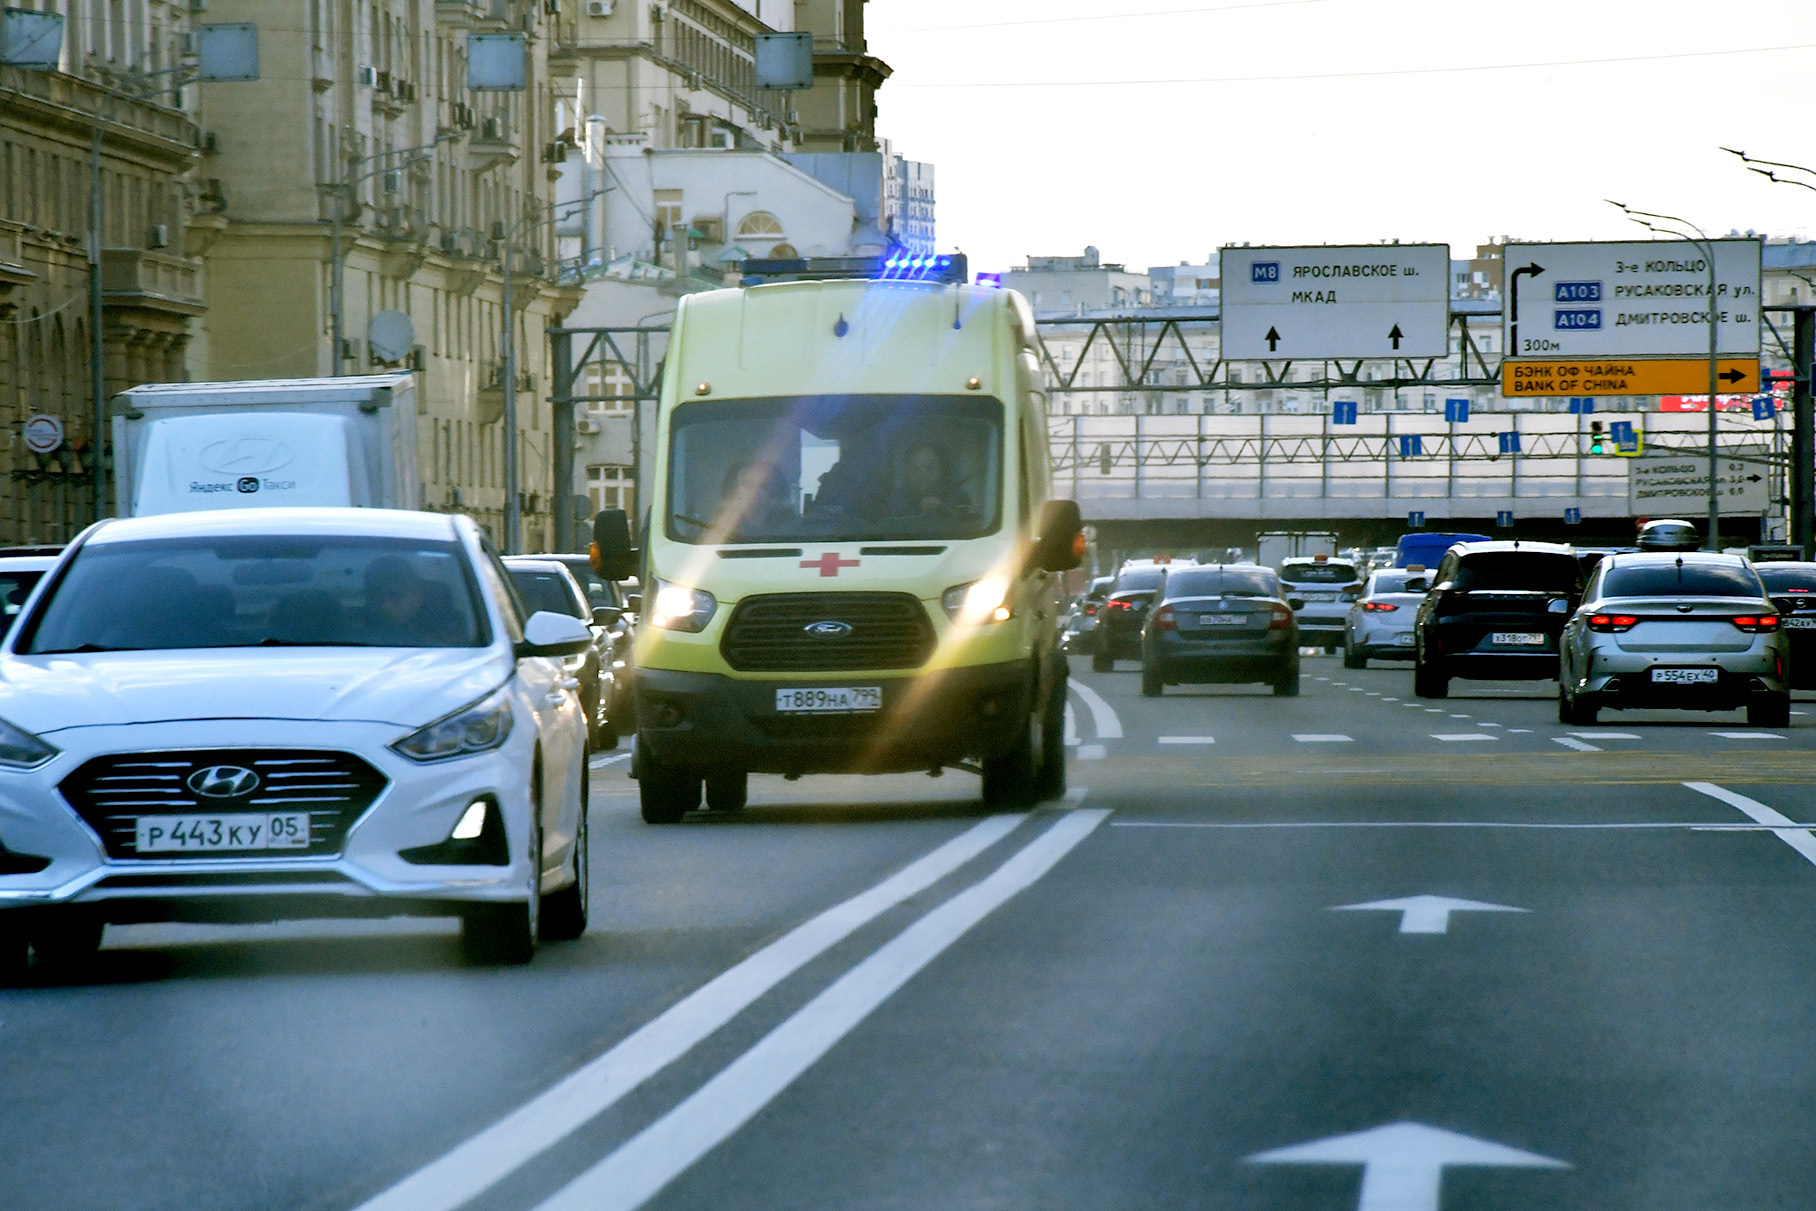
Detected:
left=1413, top=541, right=1582, bottom=698
left=1092, top=565, right=1169, bottom=671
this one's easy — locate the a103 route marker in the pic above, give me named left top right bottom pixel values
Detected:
left=1501, top=239, right=1761, bottom=397
left=1221, top=244, right=1450, bottom=360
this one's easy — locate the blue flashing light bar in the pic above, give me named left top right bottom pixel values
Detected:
left=975, top=272, right=1003, bottom=288
left=741, top=251, right=970, bottom=286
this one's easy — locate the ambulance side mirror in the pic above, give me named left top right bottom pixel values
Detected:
left=1033, top=499, right=1085, bottom=573
left=590, top=509, right=637, bottom=581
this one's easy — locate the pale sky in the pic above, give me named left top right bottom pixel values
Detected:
left=866, top=0, right=1816, bottom=275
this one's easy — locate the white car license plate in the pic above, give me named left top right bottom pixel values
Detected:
left=775, top=686, right=882, bottom=714
left=1394, top=633, right=1416, bottom=646
left=1785, top=617, right=1816, bottom=630
left=1199, top=614, right=1246, bottom=626
left=1298, top=592, right=1336, bottom=602
left=1652, top=667, right=1719, bottom=685
left=135, top=812, right=311, bottom=853
left=1492, top=632, right=1546, bottom=646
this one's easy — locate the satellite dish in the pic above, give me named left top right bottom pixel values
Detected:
left=368, top=310, right=415, bottom=364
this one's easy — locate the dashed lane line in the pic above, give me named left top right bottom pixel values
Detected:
left=1068, top=680, right=1124, bottom=740
left=1570, top=731, right=1639, bottom=740
left=352, top=812, right=1033, bottom=1211
left=1293, top=734, right=1354, bottom=743
left=1553, top=737, right=1600, bottom=752
left=1158, top=736, right=1216, bottom=745
left=1710, top=732, right=1786, bottom=740
left=1432, top=733, right=1496, bottom=742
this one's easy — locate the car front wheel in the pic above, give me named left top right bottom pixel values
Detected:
left=639, top=744, right=701, bottom=824
left=541, top=763, right=589, bottom=942
left=463, top=807, right=542, bottom=965
left=1413, top=654, right=1449, bottom=699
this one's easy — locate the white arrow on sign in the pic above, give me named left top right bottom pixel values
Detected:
left=1248, top=1121, right=1568, bottom=1211
left=1331, top=895, right=1528, bottom=934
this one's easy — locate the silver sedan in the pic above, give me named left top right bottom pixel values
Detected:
left=1558, top=551, right=1791, bottom=727
left=1342, top=567, right=1432, bottom=668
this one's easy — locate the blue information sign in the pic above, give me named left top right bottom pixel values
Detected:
left=1565, top=507, right=1582, bottom=525
left=1408, top=510, right=1426, bottom=528
left=1398, top=434, right=1422, bottom=458
left=1332, top=400, right=1359, bottom=425
left=1498, top=431, right=1522, bottom=455
left=1444, top=398, right=1469, bottom=423
left=1568, top=397, right=1596, bottom=414
left=1497, top=509, right=1515, bottom=528
left=1754, top=395, right=1777, bottom=420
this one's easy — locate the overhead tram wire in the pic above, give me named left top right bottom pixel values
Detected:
left=891, top=40, right=1816, bottom=89
left=881, top=0, right=1334, bottom=35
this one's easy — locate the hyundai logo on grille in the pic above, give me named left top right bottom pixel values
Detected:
left=804, top=620, right=853, bottom=639
left=186, top=765, right=260, bottom=798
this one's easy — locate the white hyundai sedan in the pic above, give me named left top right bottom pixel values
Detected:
left=0, top=507, right=594, bottom=973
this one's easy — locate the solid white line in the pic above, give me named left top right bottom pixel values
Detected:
left=1112, top=820, right=1805, bottom=831
left=1684, top=782, right=1816, bottom=868
left=350, top=813, right=1029, bottom=1211
left=1293, top=734, right=1353, bottom=743
left=1063, top=702, right=1079, bottom=747
left=1068, top=679, right=1123, bottom=739
left=1552, top=737, right=1600, bottom=752
left=589, top=751, right=634, bottom=768
left=536, top=809, right=1112, bottom=1211
left=1432, top=733, right=1495, bottom=742
left=1158, top=736, right=1216, bottom=745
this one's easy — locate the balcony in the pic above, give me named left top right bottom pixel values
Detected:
left=0, top=222, right=36, bottom=297
left=101, top=248, right=205, bottom=316
left=468, top=114, right=519, bottom=170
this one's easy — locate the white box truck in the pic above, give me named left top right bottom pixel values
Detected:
left=111, top=374, right=420, bottom=518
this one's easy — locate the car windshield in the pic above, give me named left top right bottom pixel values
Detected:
left=1602, top=561, right=1766, bottom=599
left=1756, top=565, right=1816, bottom=593
left=1114, top=568, right=1166, bottom=593
left=20, top=536, right=489, bottom=652
left=1165, top=568, right=1278, bottom=599
left=509, top=569, right=586, bottom=620
left=1453, top=552, right=1580, bottom=593
left=1279, top=562, right=1356, bottom=585
left=666, top=394, right=1003, bottom=544
left=0, top=569, right=45, bottom=617
left=552, top=559, right=620, bottom=609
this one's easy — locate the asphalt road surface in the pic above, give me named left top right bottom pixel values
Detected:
left=8, top=654, right=1816, bottom=1211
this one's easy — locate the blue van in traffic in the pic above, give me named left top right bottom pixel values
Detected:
left=1393, top=532, right=1489, bottom=570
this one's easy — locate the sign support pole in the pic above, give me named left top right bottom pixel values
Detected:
left=1795, top=307, right=1815, bottom=558
left=1706, top=251, right=1720, bottom=550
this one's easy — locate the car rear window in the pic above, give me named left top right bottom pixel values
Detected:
left=1279, top=562, right=1356, bottom=585
left=1165, top=568, right=1278, bottom=599
left=1114, top=568, right=1166, bottom=592
left=0, top=569, right=44, bottom=617
left=1453, top=553, right=1580, bottom=593
left=1756, top=565, right=1816, bottom=593
left=1602, top=562, right=1765, bottom=599
left=1369, top=571, right=1421, bottom=594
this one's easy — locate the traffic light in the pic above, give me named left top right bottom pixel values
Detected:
left=1589, top=421, right=1605, bottom=455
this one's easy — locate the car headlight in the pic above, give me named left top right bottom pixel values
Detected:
left=942, top=577, right=1012, bottom=625
left=649, top=578, right=717, bottom=632
left=392, top=685, right=515, bottom=763
left=0, top=716, right=56, bottom=769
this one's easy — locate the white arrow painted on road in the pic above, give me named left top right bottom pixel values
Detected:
left=1248, top=1121, right=1568, bottom=1211
left=1331, top=895, right=1528, bottom=934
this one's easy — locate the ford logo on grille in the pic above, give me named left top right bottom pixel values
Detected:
left=804, top=620, right=853, bottom=639
left=187, top=765, right=260, bottom=798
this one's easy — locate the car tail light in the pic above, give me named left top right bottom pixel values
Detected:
left=1362, top=601, right=1398, bottom=612
left=1588, top=614, right=1638, bottom=632
left=1269, top=606, right=1293, bottom=630
left=1083, top=604, right=1098, bottom=616
left=1154, top=605, right=1177, bottom=631
left=1731, top=615, right=1781, bottom=632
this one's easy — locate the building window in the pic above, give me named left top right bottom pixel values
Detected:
left=654, top=189, right=684, bottom=235
left=585, top=361, right=634, bottom=413
left=735, top=210, right=785, bottom=239
left=588, top=464, right=634, bottom=514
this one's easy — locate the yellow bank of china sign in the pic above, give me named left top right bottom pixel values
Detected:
left=1503, top=358, right=1760, bottom=398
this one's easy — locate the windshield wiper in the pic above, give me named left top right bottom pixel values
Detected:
left=36, top=643, right=141, bottom=654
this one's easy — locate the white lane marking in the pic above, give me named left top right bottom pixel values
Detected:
left=351, top=814, right=1029, bottom=1211
left=536, top=810, right=1113, bottom=1211
left=1794, top=710, right=1810, bottom=716
left=1381, top=697, right=1399, bottom=702
left=589, top=752, right=633, bottom=768
left=1158, top=736, right=1216, bottom=745
left=1114, top=819, right=1816, bottom=831
left=1068, top=680, right=1123, bottom=740
left=1315, top=677, right=1330, bottom=681
left=1569, top=731, right=1639, bottom=740
left=1447, top=713, right=1471, bottom=719
left=1684, top=782, right=1816, bottom=868
left=1248, top=1122, right=1567, bottom=1211
left=1077, top=744, right=1107, bottom=760
left=1332, top=894, right=1529, bottom=935
left=1061, top=787, right=1090, bottom=808
left=1366, top=692, right=1381, bottom=697
left=1424, top=708, right=1446, bottom=714
left=1063, top=702, right=1079, bottom=747
left=1294, top=734, right=1354, bottom=743
left=1552, top=737, right=1600, bottom=752
left=1478, top=722, right=1502, bottom=729
left=1431, top=733, right=1494, bottom=742
left=1508, top=728, right=1534, bottom=734
left=1349, top=687, right=1366, bottom=693
left=1711, top=732, right=1785, bottom=739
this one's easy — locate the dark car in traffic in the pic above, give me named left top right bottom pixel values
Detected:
left=1139, top=565, right=1299, bottom=696
left=1756, top=561, right=1816, bottom=689
left=505, top=557, right=621, bottom=747
left=1092, top=565, right=1169, bottom=671
left=546, top=552, right=638, bottom=729
left=1413, top=541, right=1583, bottom=698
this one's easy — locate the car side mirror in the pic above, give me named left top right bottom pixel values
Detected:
left=624, top=593, right=641, bottom=615
left=1287, top=598, right=1305, bottom=612
left=1772, top=596, right=1796, bottom=614
left=518, top=610, right=592, bottom=658
left=1548, top=598, right=1568, bottom=614
left=590, top=509, right=637, bottom=581
left=1032, top=499, right=1085, bottom=573
left=1433, top=581, right=1454, bottom=593
left=592, top=606, right=623, bottom=626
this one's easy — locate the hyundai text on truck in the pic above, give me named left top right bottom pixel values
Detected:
left=588, top=262, right=1085, bottom=822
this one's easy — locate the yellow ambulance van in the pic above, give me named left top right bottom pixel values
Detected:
left=590, top=257, right=1084, bottom=822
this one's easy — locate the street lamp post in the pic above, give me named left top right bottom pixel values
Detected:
left=1610, top=202, right=1724, bottom=550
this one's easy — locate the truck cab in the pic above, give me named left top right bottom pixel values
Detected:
left=590, top=269, right=1082, bottom=822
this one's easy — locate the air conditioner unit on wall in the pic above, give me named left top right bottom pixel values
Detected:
left=576, top=417, right=602, bottom=434
left=586, top=0, right=613, bottom=14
